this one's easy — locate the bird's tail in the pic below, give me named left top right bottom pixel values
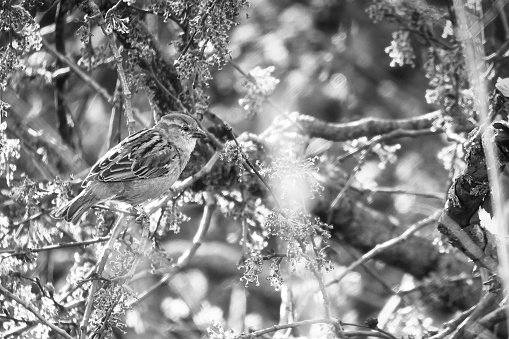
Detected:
left=53, top=188, right=99, bottom=224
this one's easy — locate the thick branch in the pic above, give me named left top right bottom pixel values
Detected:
left=54, top=0, right=75, bottom=148
left=296, top=111, right=446, bottom=141
left=438, top=121, right=509, bottom=271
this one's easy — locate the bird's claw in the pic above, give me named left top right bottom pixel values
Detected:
left=133, top=207, right=149, bottom=223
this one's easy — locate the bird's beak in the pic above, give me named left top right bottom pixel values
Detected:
left=191, top=128, right=207, bottom=139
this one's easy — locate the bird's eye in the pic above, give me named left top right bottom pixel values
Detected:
left=181, top=125, right=190, bottom=131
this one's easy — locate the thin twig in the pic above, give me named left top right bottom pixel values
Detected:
left=247, top=318, right=340, bottom=338
left=0, top=283, right=74, bottom=339
left=107, top=80, right=122, bottom=150
left=427, top=306, right=475, bottom=339
left=449, top=292, right=500, bottom=339
left=41, top=39, right=112, bottom=103
left=225, top=126, right=282, bottom=210
left=2, top=323, right=38, bottom=339
left=246, top=319, right=394, bottom=339
left=303, top=237, right=346, bottom=338
left=0, top=237, right=109, bottom=254
left=327, top=153, right=366, bottom=223
left=132, top=192, right=216, bottom=305
left=112, top=224, right=151, bottom=283
left=363, top=186, right=445, bottom=200
left=90, top=298, right=118, bottom=339
left=326, top=211, right=440, bottom=287
left=129, top=5, right=186, bottom=31
left=80, top=215, right=127, bottom=339
left=176, top=192, right=216, bottom=267
left=13, top=210, right=51, bottom=226
left=149, top=67, right=187, bottom=112
left=337, top=129, right=437, bottom=162
left=304, top=239, right=332, bottom=319
left=86, top=1, right=135, bottom=134
left=93, top=204, right=138, bottom=216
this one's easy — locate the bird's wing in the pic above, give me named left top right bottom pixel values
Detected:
left=83, top=129, right=181, bottom=184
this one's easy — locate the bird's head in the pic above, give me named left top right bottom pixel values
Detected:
left=156, top=113, right=207, bottom=143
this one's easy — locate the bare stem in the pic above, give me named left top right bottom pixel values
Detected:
left=363, top=186, right=445, bottom=200
left=132, top=192, right=216, bottom=305
left=41, top=39, right=112, bottom=103
left=327, top=211, right=440, bottom=288
left=225, top=126, right=282, bottom=210
left=0, top=283, right=74, bottom=339
left=80, top=215, right=127, bottom=339
left=0, top=237, right=109, bottom=254
left=248, top=318, right=337, bottom=338
left=86, top=0, right=135, bottom=134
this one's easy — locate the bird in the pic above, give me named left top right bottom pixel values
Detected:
left=53, top=113, right=206, bottom=224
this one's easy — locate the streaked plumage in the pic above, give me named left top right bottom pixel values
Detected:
left=53, top=113, right=206, bottom=223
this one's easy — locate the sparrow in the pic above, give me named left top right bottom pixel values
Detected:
left=53, top=113, right=206, bottom=223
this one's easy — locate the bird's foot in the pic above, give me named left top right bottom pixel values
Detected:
left=133, top=206, right=149, bottom=223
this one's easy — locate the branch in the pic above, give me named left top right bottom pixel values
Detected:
left=478, top=304, right=509, bottom=329
left=437, top=121, right=509, bottom=272
left=438, top=214, right=498, bottom=271
left=302, top=237, right=346, bottom=339
left=362, top=186, right=445, bottom=200
left=113, top=6, right=185, bottom=114
left=80, top=215, right=127, bottom=339
left=133, top=192, right=216, bottom=305
left=293, top=111, right=466, bottom=142
left=449, top=292, right=501, bottom=339
left=107, top=80, right=123, bottom=150
left=41, top=39, right=112, bottom=103
left=0, top=237, right=109, bottom=254
left=54, top=0, right=76, bottom=149
left=3, top=92, right=87, bottom=174
left=85, top=0, right=135, bottom=134
left=336, top=129, right=439, bottom=162
left=247, top=318, right=340, bottom=338
left=326, top=211, right=440, bottom=287
left=2, top=323, right=37, bottom=339
left=0, top=283, right=74, bottom=339
left=246, top=318, right=395, bottom=339
left=429, top=304, right=475, bottom=339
